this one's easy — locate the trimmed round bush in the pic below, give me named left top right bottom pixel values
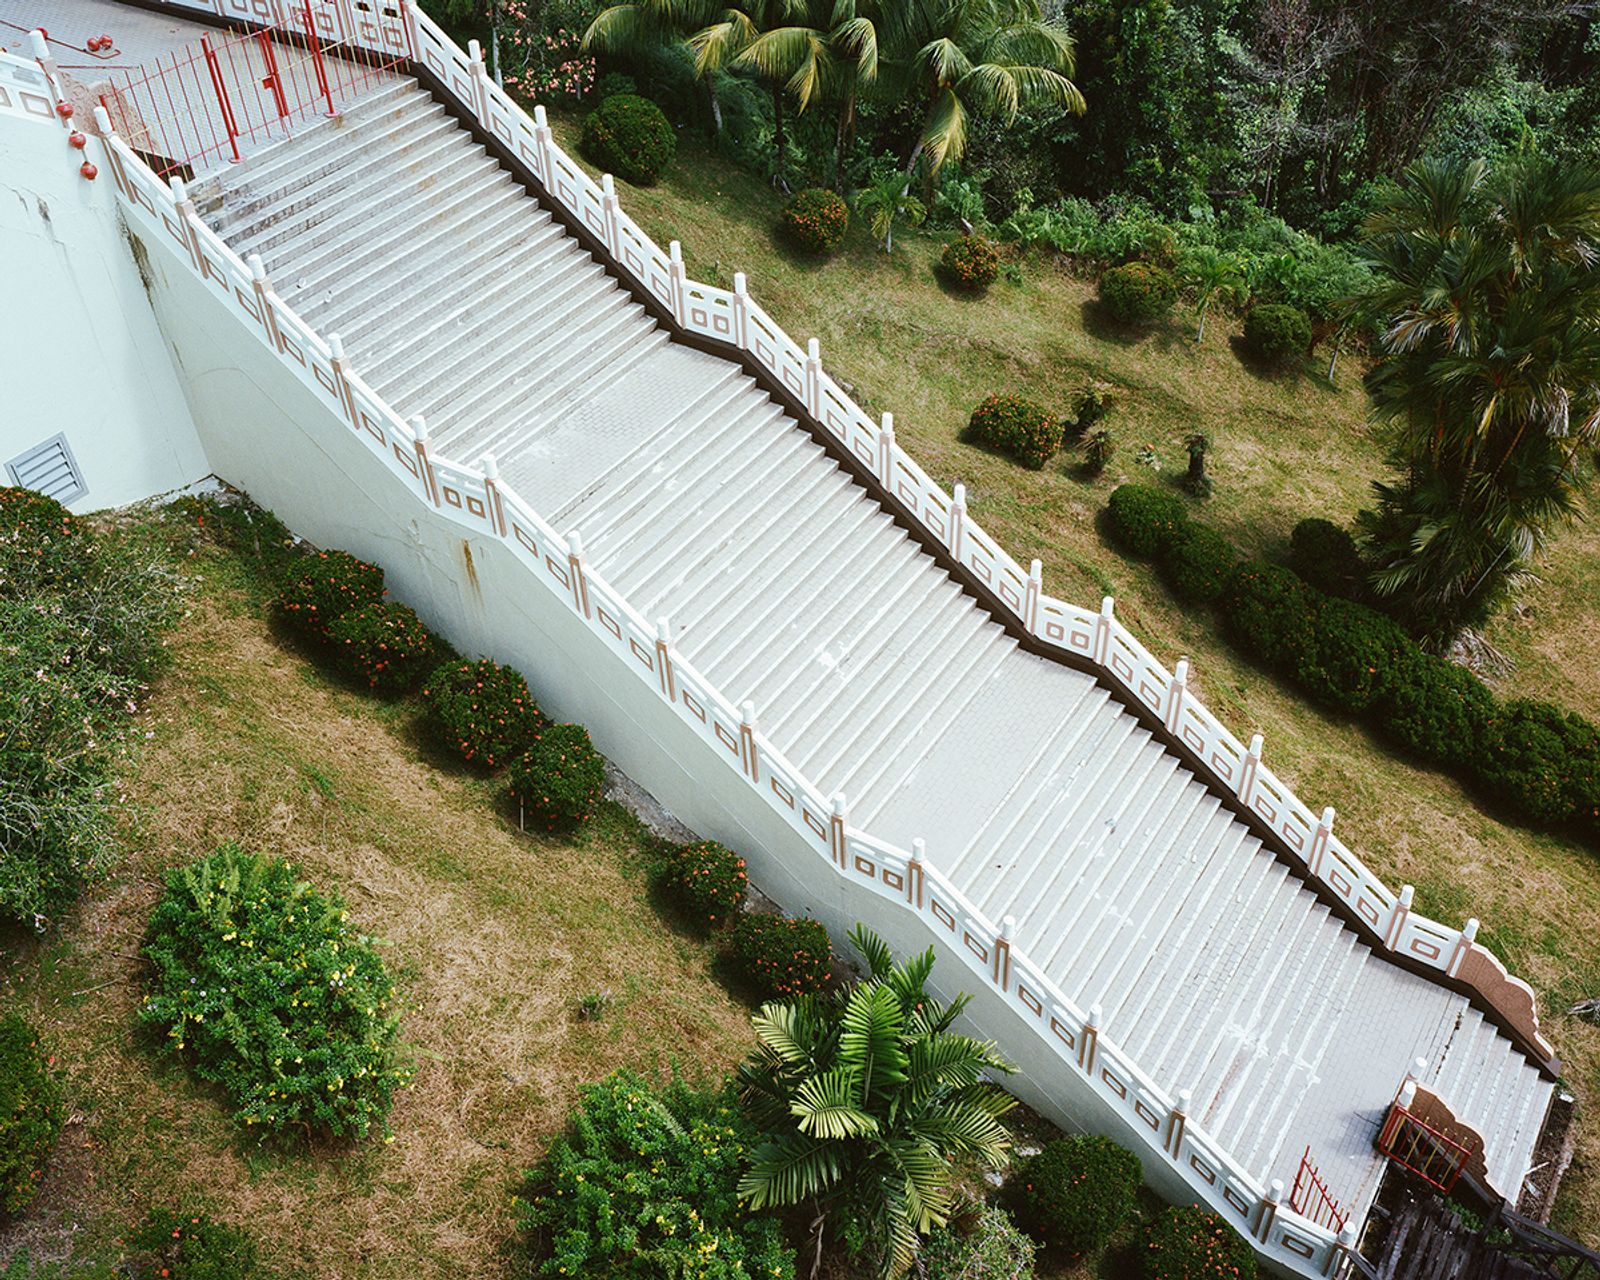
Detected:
left=1289, top=518, right=1366, bottom=601
left=581, top=93, right=675, bottom=186
left=1106, top=484, right=1187, bottom=558
left=593, top=71, right=637, bottom=100
left=1243, top=303, right=1312, bottom=366
left=275, top=549, right=385, bottom=642
left=508, top=722, right=606, bottom=832
left=922, top=1206, right=1036, bottom=1280
left=727, top=913, right=833, bottom=1001
left=1221, top=562, right=1322, bottom=675
left=129, top=1207, right=270, bottom=1280
left=1376, top=648, right=1495, bottom=768
left=139, top=844, right=411, bottom=1139
left=424, top=658, right=544, bottom=770
left=0, top=485, right=89, bottom=596
left=1010, top=1135, right=1141, bottom=1255
left=781, top=187, right=849, bottom=255
left=1142, top=1204, right=1258, bottom=1280
left=327, top=599, right=440, bottom=695
left=0, top=1014, right=63, bottom=1216
left=940, top=234, right=1002, bottom=291
left=1473, top=699, right=1600, bottom=827
left=969, top=394, right=1065, bottom=470
left=660, top=839, right=748, bottom=931
left=1160, top=522, right=1237, bottom=604
left=1098, top=262, right=1178, bottom=326
left=1294, top=598, right=1412, bottom=714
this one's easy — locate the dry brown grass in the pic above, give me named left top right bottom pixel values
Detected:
left=559, top=120, right=1600, bottom=1241
left=0, top=551, right=755, bottom=1279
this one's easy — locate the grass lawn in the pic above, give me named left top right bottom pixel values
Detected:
left=0, top=512, right=758, bottom=1279
left=552, top=116, right=1600, bottom=1241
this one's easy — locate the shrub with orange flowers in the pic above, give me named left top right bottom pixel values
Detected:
left=424, top=657, right=545, bottom=770
left=1142, top=1204, right=1258, bottom=1280
left=0, top=1013, right=62, bottom=1216
left=1009, top=1134, right=1141, bottom=1255
left=327, top=599, right=441, bottom=695
left=128, top=1205, right=273, bottom=1279
left=0, top=485, right=89, bottom=596
left=658, top=838, right=748, bottom=931
left=508, top=722, right=606, bottom=832
left=939, top=233, right=1002, bottom=291
left=780, top=187, right=850, bottom=256
left=274, top=549, right=385, bottom=643
left=726, top=912, right=832, bottom=1001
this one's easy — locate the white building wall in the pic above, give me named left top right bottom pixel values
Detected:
left=0, top=96, right=208, bottom=510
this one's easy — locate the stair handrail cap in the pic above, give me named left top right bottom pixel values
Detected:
left=93, top=104, right=113, bottom=134
left=28, top=28, right=48, bottom=59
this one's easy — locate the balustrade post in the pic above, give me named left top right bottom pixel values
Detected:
left=877, top=412, right=895, bottom=489
left=410, top=415, right=438, bottom=506
left=466, top=38, right=490, bottom=123
left=565, top=527, right=590, bottom=618
left=830, top=793, right=848, bottom=867
left=668, top=240, right=687, bottom=327
left=326, top=331, right=360, bottom=429
left=732, top=272, right=750, bottom=349
left=655, top=616, right=675, bottom=701
left=1024, top=559, right=1043, bottom=633
left=1308, top=806, right=1335, bottom=877
left=1094, top=596, right=1114, bottom=665
left=1166, top=1088, right=1191, bottom=1157
left=28, top=28, right=58, bottom=79
left=949, top=483, right=966, bottom=563
left=532, top=104, right=556, bottom=190
left=908, top=837, right=926, bottom=909
left=1238, top=733, right=1263, bottom=808
left=92, top=104, right=126, bottom=193
left=1165, top=657, right=1188, bottom=733
left=1385, top=883, right=1414, bottom=950
left=168, top=176, right=206, bottom=270
left=1323, top=1224, right=1359, bottom=1278
left=600, top=174, right=620, bottom=258
left=1256, top=1178, right=1283, bottom=1243
left=805, top=337, right=822, bottom=418
left=246, top=252, right=284, bottom=352
left=479, top=451, right=505, bottom=536
left=1081, top=1003, right=1101, bottom=1076
left=1448, top=917, right=1478, bottom=977
left=994, top=915, right=1014, bottom=992
left=740, top=700, right=760, bottom=784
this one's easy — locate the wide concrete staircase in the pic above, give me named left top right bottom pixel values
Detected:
left=196, top=78, right=1554, bottom=1219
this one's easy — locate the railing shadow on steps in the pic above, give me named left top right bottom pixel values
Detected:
left=7, top=5, right=1555, bottom=1271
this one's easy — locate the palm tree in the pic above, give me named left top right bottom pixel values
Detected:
left=1179, top=245, right=1245, bottom=343
left=853, top=168, right=926, bottom=250
left=737, top=925, right=1015, bottom=1279
left=1352, top=154, right=1600, bottom=643
left=891, top=0, right=1084, bottom=179
left=585, top=0, right=726, bottom=128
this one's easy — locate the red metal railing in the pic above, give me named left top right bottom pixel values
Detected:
left=1377, top=1101, right=1475, bottom=1194
left=1290, top=1145, right=1349, bottom=1232
left=98, top=3, right=407, bottom=176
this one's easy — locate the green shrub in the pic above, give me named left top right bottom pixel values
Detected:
left=1160, top=522, right=1237, bottom=604
left=1288, top=518, right=1366, bottom=602
left=968, top=394, right=1065, bottom=470
left=726, top=912, right=833, bottom=1001
left=0, top=1015, right=62, bottom=1215
left=423, top=657, right=544, bottom=770
left=327, top=600, right=440, bottom=695
left=1221, top=562, right=1322, bottom=674
left=1106, top=484, right=1187, bottom=558
left=1009, top=1135, right=1141, bottom=1255
left=139, top=844, right=411, bottom=1140
left=1243, top=303, right=1312, bottom=366
left=781, top=187, right=850, bottom=255
left=1295, top=598, right=1412, bottom=714
left=1071, top=381, right=1115, bottom=438
left=940, top=234, right=1002, bottom=290
left=581, top=93, right=675, bottom=186
left=165, top=495, right=297, bottom=583
left=1142, top=1204, right=1258, bottom=1280
left=659, top=839, right=748, bottom=931
left=922, top=1206, right=1036, bottom=1280
left=1081, top=428, right=1115, bottom=476
left=274, top=550, right=385, bottom=642
left=0, top=486, right=90, bottom=597
left=1473, top=700, right=1600, bottom=827
left=128, top=1207, right=272, bottom=1280
left=593, top=71, right=637, bottom=100
left=508, top=722, right=606, bottom=832
left=1376, top=649, right=1495, bottom=768
left=514, top=1070, right=795, bottom=1279
left=1098, top=262, right=1178, bottom=326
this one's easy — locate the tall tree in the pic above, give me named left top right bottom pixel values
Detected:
left=1353, top=155, right=1600, bottom=643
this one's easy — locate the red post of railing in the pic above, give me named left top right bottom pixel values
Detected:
left=201, top=35, right=241, bottom=164
left=258, top=29, right=290, bottom=124
left=303, top=0, right=337, bottom=117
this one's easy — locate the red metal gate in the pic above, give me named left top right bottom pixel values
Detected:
left=1289, top=1145, right=1349, bottom=1232
left=98, top=3, right=409, bottom=176
left=1377, top=1099, right=1474, bottom=1194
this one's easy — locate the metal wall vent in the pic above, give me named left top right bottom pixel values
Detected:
left=6, top=433, right=87, bottom=505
